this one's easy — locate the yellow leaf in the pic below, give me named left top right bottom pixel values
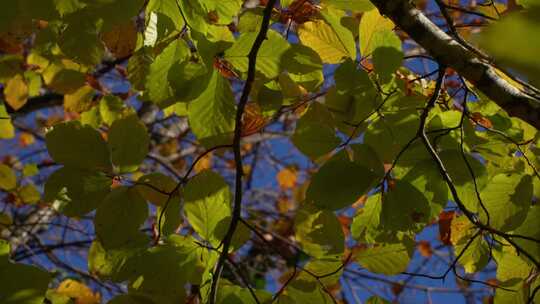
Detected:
left=64, top=85, right=95, bottom=113
left=298, top=19, right=351, bottom=64
left=277, top=167, right=297, bottom=189
left=0, top=102, right=15, bottom=139
left=0, top=164, right=17, bottom=191
left=359, top=8, right=394, bottom=56
left=101, top=21, right=137, bottom=59
left=4, top=74, right=29, bottom=110
left=56, top=279, right=101, bottom=304
left=194, top=152, right=213, bottom=173
left=450, top=215, right=473, bottom=246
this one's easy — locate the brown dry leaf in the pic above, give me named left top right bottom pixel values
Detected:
left=4, top=74, right=29, bottom=110
left=0, top=33, right=24, bottom=54
left=56, top=279, right=101, bottom=304
left=276, top=195, right=293, bottom=214
left=470, top=112, right=493, bottom=129
left=194, top=152, right=213, bottom=173
left=337, top=215, right=351, bottom=237
left=438, top=210, right=455, bottom=245
left=351, top=195, right=367, bottom=209
left=277, top=167, right=297, bottom=190
left=391, top=282, right=404, bottom=296
left=417, top=240, right=433, bottom=258
left=101, top=21, right=137, bottom=59
left=158, top=139, right=179, bottom=157
left=241, top=103, right=267, bottom=137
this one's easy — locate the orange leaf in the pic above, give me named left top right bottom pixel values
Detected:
left=56, top=279, right=101, bottom=304
left=19, top=132, right=35, bottom=147
left=417, top=240, right=433, bottom=258
left=276, top=167, right=297, bottom=189
left=438, top=210, right=455, bottom=245
left=194, top=152, right=213, bottom=173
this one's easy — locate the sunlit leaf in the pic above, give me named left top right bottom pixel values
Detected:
left=224, top=30, right=290, bottom=79
left=355, top=241, right=413, bottom=275
left=184, top=170, right=231, bottom=245
left=188, top=70, right=236, bottom=147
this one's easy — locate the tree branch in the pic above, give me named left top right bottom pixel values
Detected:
left=208, top=0, right=278, bottom=302
left=369, top=0, right=540, bottom=129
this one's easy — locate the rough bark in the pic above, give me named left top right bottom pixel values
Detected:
left=370, top=0, right=540, bottom=129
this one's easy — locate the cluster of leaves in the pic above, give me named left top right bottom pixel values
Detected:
left=0, top=0, right=540, bottom=303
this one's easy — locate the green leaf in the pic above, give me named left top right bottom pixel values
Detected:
left=146, top=0, right=185, bottom=30
left=18, top=184, right=41, bottom=204
left=184, top=170, right=231, bottom=245
left=512, top=205, right=540, bottom=265
left=108, top=115, right=150, bottom=173
left=88, top=239, right=145, bottom=282
left=298, top=18, right=354, bottom=64
left=58, top=11, right=104, bottom=66
left=22, top=164, right=39, bottom=177
left=450, top=216, right=489, bottom=273
left=128, top=47, right=153, bottom=91
left=355, top=241, right=413, bottom=275
left=200, top=0, right=243, bottom=25
left=351, top=194, right=388, bottom=243
left=0, top=164, right=17, bottom=191
left=306, top=153, right=376, bottom=210
left=45, top=121, right=112, bottom=172
left=224, top=30, right=290, bottom=79
left=124, top=236, right=212, bottom=303
left=99, top=95, right=127, bottom=126
left=134, top=172, right=178, bottom=206
left=479, top=6, right=540, bottom=87
left=107, top=295, right=154, bottom=304
left=146, top=39, right=190, bottom=107
left=177, top=0, right=209, bottom=33
left=359, top=8, right=394, bottom=56
left=53, top=0, right=85, bottom=16
left=94, top=187, right=149, bottom=249
left=80, top=106, right=101, bottom=128
left=372, top=30, right=403, bottom=82
left=216, top=281, right=272, bottom=304
left=281, top=44, right=324, bottom=91
left=0, top=101, right=15, bottom=139
left=157, top=197, right=182, bottom=236
left=295, top=204, right=344, bottom=258
left=44, top=167, right=111, bottom=217
left=381, top=181, right=432, bottom=233
left=0, top=240, right=51, bottom=304
left=322, top=0, right=374, bottom=11
left=479, top=173, right=532, bottom=231
left=349, top=144, right=385, bottom=178
left=188, top=70, right=236, bottom=147
left=292, top=103, right=340, bottom=160
left=493, top=247, right=533, bottom=304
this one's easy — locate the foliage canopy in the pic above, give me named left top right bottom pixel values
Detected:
left=1, top=0, right=540, bottom=303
